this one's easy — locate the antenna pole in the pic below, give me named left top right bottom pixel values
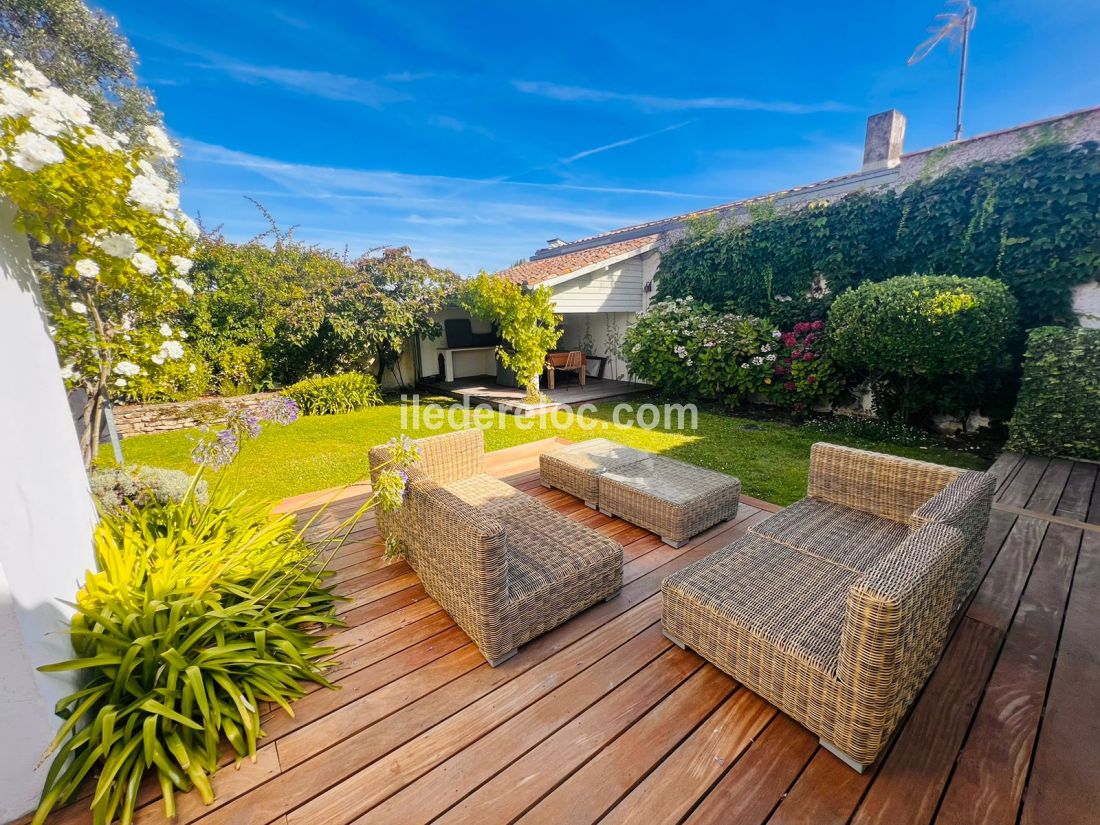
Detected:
left=954, top=5, right=972, bottom=141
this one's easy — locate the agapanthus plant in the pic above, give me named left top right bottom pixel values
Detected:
left=0, top=53, right=198, bottom=464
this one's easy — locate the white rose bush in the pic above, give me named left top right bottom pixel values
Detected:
left=0, top=54, right=198, bottom=463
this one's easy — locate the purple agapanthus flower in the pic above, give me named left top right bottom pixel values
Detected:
left=190, top=428, right=240, bottom=470
left=260, top=396, right=299, bottom=425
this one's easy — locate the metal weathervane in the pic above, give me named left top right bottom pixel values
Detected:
left=908, top=0, right=978, bottom=141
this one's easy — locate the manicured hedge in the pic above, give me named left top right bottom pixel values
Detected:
left=1007, top=327, right=1100, bottom=460
left=828, top=274, right=1019, bottom=419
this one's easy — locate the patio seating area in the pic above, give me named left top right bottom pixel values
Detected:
left=419, top=375, right=650, bottom=414
left=39, top=440, right=1098, bottom=825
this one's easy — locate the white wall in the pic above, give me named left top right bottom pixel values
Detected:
left=1072, top=281, right=1100, bottom=329
left=551, top=258, right=644, bottom=313
left=558, top=311, right=636, bottom=381
left=418, top=306, right=496, bottom=381
left=0, top=200, right=98, bottom=821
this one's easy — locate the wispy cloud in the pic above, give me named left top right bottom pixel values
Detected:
left=513, top=80, right=851, bottom=114
left=191, top=58, right=411, bottom=107
left=182, top=139, right=716, bottom=200
left=561, top=122, right=691, bottom=163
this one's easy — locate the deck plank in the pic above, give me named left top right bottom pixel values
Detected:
left=682, top=714, right=817, bottom=825
left=848, top=618, right=1003, bottom=825
left=936, top=523, right=1080, bottom=825
left=1019, top=530, right=1100, bottom=825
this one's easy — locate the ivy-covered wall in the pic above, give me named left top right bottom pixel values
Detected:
left=655, top=142, right=1100, bottom=330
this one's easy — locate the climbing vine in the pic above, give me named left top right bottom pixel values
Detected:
left=656, top=142, right=1100, bottom=329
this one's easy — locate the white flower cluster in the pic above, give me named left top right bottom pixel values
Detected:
left=1, top=56, right=200, bottom=245
left=151, top=336, right=185, bottom=366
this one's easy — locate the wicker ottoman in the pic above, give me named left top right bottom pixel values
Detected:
left=539, top=438, right=650, bottom=508
left=598, top=456, right=741, bottom=547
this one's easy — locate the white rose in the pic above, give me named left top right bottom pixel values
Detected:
left=113, top=131, right=130, bottom=145
left=143, top=124, right=178, bottom=159
left=151, top=353, right=165, bottom=366
left=28, top=113, right=65, bottom=137
left=14, top=60, right=50, bottom=90
left=74, top=259, right=100, bottom=279
left=160, top=340, right=184, bottom=360
left=0, top=81, right=37, bottom=116
left=156, top=216, right=180, bottom=234
left=170, top=255, right=193, bottom=276
left=127, top=173, right=175, bottom=213
left=11, top=131, right=64, bottom=172
left=131, top=252, right=158, bottom=275
left=96, top=232, right=137, bottom=259
left=179, top=330, right=188, bottom=339
left=159, top=322, right=173, bottom=337
left=113, top=361, right=140, bottom=377
left=69, top=301, right=87, bottom=314
left=38, top=86, right=91, bottom=126
left=59, top=362, right=75, bottom=380
left=114, top=378, right=128, bottom=387
left=188, top=363, right=197, bottom=374
left=171, top=277, right=194, bottom=296
left=82, top=127, right=122, bottom=153
left=179, top=213, right=200, bottom=238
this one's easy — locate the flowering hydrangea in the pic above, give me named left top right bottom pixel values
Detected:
left=171, top=276, right=194, bottom=296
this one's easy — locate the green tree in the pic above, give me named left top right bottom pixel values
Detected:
left=183, top=231, right=349, bottom=387
left=0, top=0, right=175, bottom=174
left=326, top=247, right=457, bottom=385
left=460, top=273, right=561, bottom=402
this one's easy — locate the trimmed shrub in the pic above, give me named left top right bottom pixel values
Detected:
left=284, top=372, right=382, bottom=415
left=90, top=465, right=208, bottom=511
left=828, top=275, right=1019, bottom=419
left=1007, top=327, right=1100, bottom=460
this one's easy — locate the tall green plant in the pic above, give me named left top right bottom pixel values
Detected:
left=460, top=273, right=561, bottom=401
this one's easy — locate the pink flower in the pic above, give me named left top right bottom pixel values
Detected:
left=784, top=381, right=796, bottom=392
left=807, top=375, right=817, bottom=384
left=812, top=320, right=825, bottom=331
left=803, top=353, right=813, bottom=361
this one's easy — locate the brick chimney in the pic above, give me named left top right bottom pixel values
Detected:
left=862, top=110, right=906, bottom=172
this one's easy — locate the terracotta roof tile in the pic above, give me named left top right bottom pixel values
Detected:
left=494, top=234, right=660, bottom=286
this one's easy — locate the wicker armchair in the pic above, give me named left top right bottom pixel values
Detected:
left=662, top=443, right=995, bottom=771
left=370, top=429, right=623, bottom=666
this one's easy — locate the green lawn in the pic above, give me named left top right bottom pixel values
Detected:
left=108, top=396, right=990, bottom=507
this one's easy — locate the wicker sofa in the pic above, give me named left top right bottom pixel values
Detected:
left=370, top=429, right=623, bottom=666
left=662, top=443, right=995, bottom=771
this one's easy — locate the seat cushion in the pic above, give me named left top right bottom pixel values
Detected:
left=663, top=534, right=857, bottom=676
left=750, top=497, right=909, bottom=573
left=437, top=473, right=527, bottom=517
left=499, top=497, right=622, bottom=602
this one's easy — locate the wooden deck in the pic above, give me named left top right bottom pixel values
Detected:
left=41, top=443, right=1100, bottom=825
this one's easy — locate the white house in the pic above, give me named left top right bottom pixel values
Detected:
left=415, top=105, right=1100, bottom=390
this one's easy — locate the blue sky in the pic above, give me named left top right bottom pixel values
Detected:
left=99, top=0, right=1100, bottom=274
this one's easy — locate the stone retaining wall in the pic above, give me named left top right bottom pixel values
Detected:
left=112, top=391, right=281, bottom=437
